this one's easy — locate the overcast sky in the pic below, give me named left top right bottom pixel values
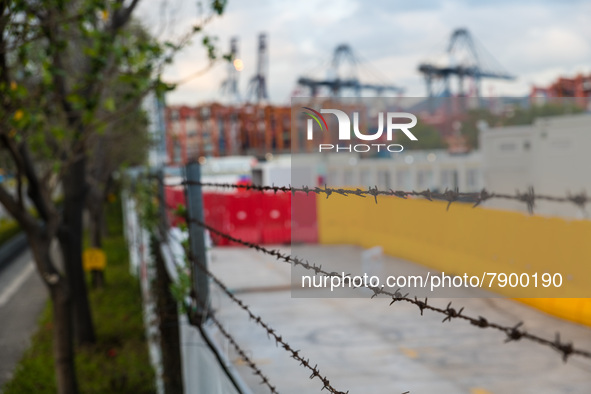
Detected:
left=136, top=0, right=591, bottom=106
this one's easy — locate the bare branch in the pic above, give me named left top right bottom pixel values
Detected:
left=168, top=61, right=216, bottom=86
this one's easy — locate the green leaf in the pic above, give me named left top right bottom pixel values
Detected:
left=104, top=97, right=115, bottom=112
left=211, top=0, right=227, bottom=15
left=50, top=127, right=66, bottom=141
left=174, top=204, right=187, bottom=218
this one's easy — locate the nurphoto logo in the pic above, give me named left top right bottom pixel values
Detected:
left=302, top=106, right=418, bottom=153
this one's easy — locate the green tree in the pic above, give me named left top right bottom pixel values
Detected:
left=505, top=101, right=584, bottom=126
left=460, top=108, right=501, bottom=150
left=86, top=101, right=150, bottom=248
left=0, top=1, right=227, bottom=393
left=85, top=25, right=153, bottom=250
left=405, top=121, right=446, bottom=150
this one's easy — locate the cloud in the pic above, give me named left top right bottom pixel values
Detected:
left=508, top=27, right=590, bottom=71
left=136, top=1, right=591, bottom=104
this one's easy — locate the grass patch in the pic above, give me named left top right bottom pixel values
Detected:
left=3, top=198, right=156, bottom=394
left=0, top=219, right=21, bottom=247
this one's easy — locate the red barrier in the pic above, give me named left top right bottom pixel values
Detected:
left=164, top=185, right=318, bottom=246
left=225, top=192, right=263, bottom=244
left=261, top=193, right=291, bottom=244
left=291, top=193, right=318, bottom=243
left=203, top=193, right=229, bottom=245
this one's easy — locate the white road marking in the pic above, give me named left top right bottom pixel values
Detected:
left=0, top=262, right=35, bottom=307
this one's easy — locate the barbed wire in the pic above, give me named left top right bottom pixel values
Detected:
left=189, top=300, right=280, bottom=394
left=156, top=222, right=279, bottom=393
left=187, top=216, right=591, bottom=363
left=188, top=252, right=350, bottom=394
left=177, top=181, right=590, bottom=214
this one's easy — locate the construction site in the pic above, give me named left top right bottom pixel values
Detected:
left=165, top=28, right=591, bottom=163
left=3, top=3, right=591, bottom=394
left=142, top=24, right=591, bottom=394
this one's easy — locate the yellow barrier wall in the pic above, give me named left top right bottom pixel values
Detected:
left=316, top=194, right=591, bottom=327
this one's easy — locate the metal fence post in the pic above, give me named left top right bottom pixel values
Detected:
left=185, top=161, right=210, bottom=322
left=156, top=169, right=168, bottom=240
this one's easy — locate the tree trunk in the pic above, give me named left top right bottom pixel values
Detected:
left=59, top=155, right=96, bottom=345
left=87, top=172, right=113, bottom=248
left=51, top=281, right=79, bottom=394
left=28, top=234, right=79, bottom=394
left=90, top=202, right=103, bottom=249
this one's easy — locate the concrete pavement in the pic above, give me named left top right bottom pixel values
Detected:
left=0, top=250, right=47, bottom=389
left=208, top=245, right=591, bottom=394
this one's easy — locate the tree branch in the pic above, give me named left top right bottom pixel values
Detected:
left=39, top=8, right=80, bottom=131
left=18, top=141, right=55, bottom=223
left=0, top=182, right=37, bottom=232
left=110, top=0, right=141, bottom=34
left=0, top=1, right=11, bottom=89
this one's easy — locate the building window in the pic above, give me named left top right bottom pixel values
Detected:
left=328, top=170, right=339, bottom=186
left=417, top=169, right=433, bottom=190
left=377, top=170, right=390, bottom=189
left=552, top=140, right=571, bottom=149
left=396, top=169, right=411, bottom=190
left=499, top=142, right=516, bottom=151
left=173, top=140, right=182, bottom=163
left=466, top=168, right=479, bottom=190
left=441, top=169, right=458, bottom=190
left=343, top=170, right=354, bottom=186
left=359, top=169, right=371, bottom=186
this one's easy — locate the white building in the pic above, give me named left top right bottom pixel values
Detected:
left=251, top=151, right=483, bottom=194
left=248, top=113, right=591, bottom=220
left=481, top=113, right=591, bottom=219
left=319, top=150, right=483, bottom=193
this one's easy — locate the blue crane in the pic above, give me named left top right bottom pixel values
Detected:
left=418, top=28, right=515, bottom=98
left=297, top=44, right=404, bottom=97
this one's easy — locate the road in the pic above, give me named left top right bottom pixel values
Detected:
left=0, top=250, right=47, bottom=389
left=209, top=245, right=591, bottom=394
